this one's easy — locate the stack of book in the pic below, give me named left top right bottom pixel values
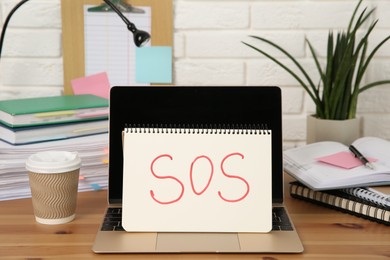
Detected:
left=0, top=94, right=109, bottom=145
left=284, top=136, right=390, bottom=225
left=0, top=95, right=110, bottom=201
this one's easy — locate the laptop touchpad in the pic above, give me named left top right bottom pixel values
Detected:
left=156, top=233, right=240, bottom=252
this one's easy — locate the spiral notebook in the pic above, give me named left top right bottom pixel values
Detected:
left=122, top=126, right=272, bottom=233
left=92, top=86, right=304, bottom=253
left=290, top=182, right=390, bottom=225
left=342, top=187, right=390, bottom=208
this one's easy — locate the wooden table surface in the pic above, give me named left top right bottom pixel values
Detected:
left=1, top=175, right=389, bottom=259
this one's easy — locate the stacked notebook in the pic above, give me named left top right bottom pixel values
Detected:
left=289, top=182, right=390, bottom=226
left=284, top=136, right=390, bottom=225
left=0, top=95, right=109, bottom=145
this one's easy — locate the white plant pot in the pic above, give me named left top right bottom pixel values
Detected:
left=306, top=115, right=361, bottom=145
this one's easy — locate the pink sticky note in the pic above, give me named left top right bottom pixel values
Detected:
left=317, top=151, right=377, bottom=169
left=71, top=72, right=110, bottom=99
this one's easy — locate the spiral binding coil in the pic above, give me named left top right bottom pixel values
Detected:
left=124, top=123, right=271, bottom=135
left=343, top=187, right=390, bottom=208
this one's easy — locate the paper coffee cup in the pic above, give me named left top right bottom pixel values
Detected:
left=26, top=151, right=81, bottom=225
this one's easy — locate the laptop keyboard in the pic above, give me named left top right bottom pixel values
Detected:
left=101, top=208, right=125, bottom=231
left=101, top=207, right=293, bottom=232
left=272, top=207, right=293, bottom=231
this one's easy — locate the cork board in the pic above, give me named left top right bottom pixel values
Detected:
left=61, top=0, right=173, bottom=95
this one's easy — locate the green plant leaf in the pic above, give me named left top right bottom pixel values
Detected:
left=242, top=38, right=325, bottom=116
left=347, top=0, right=364, bottom=34
left=357, top=34, right=390, bottom=90
left=242, top=0, right=390, bottom=120
left=360, top=80, right=390, bottom=93
left=246, top=36, right=320, bottom=96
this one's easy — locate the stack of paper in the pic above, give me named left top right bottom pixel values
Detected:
left=0, top=133, right=109, bottom=201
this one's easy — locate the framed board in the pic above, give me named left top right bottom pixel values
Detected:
left=61, top=0, right=173, bottom=94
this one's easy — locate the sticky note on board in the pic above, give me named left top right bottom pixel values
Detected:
left=136, top=46, right=172, bottom=83
left=71, top=72, right=110, bottom=99
left=317, top=151, right=377, bottom=169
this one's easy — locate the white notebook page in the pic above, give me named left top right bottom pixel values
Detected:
left=122, top=128, right=272, bottom=233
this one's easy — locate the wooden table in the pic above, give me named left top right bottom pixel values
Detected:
left=1, top=175, right=389, bottom=259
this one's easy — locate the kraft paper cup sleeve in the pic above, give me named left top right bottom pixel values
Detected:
left=26, top=151, right=82, bottom=225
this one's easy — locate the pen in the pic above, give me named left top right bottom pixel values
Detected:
left=349, top=145, right=375, bottom=170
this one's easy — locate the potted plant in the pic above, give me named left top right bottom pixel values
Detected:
left=242, top=0, right=390, bottom=145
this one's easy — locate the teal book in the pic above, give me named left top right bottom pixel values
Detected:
left=0, top=119, right=108, bottom=145
left=0, top=94, right=109, bottom=127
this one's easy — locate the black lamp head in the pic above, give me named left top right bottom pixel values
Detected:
left=131, top=27, right=151, bottom=47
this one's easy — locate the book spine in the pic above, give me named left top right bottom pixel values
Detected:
left=289, top=182, right=390, bottom=226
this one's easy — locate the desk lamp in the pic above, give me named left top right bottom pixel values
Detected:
left=0, top=0, right=151, bottom=60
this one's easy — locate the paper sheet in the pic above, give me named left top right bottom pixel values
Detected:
left=136, top=46, right=173, bottom=83
left=71, top=72, right=110, bottom=99
left=122, top=128, right=272, bottom=233
left=317, top=151, right=377, bottom=169
left=84, top=5, right=151, bottom=86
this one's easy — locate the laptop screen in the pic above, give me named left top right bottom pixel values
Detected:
left=108, top=86, right=283, bottom=204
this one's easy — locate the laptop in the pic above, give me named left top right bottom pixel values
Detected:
left=92, top=86, right=304, bottom=253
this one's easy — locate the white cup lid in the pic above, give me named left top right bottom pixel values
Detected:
left=26, top=151, right=81, bottom=174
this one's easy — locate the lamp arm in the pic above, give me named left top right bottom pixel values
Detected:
left=0, top=0, right=149, bottom=61
left=0, top=0, right=30, bottom=59
left=102, top=0, right=137, bottom=32
left=102, top=0, right=151, bottom=47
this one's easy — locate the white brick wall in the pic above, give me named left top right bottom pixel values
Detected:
left=0, top=0, right=389, bottom=146
left=0, top=0, right=63, bottom=98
